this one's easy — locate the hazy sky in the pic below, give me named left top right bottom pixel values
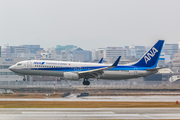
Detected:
left=0, top=0, right=180, bottom=50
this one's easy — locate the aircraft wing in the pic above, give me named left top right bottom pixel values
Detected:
left=78, top=56, right=121, bottom=79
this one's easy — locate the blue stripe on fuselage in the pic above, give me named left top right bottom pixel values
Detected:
left=28, top=65, right=152, bottom=72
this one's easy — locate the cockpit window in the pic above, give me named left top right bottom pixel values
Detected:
left=17, top=63, right=22, bottom=66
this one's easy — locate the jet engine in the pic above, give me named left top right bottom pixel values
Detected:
left=63, top=72, right=79, bottom=80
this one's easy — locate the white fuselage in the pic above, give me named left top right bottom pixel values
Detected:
left=9, top=60, right=157, bottom=80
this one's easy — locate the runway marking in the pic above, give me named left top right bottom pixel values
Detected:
left=21, top=112, right=115, bottom=114
left=0, top=95, right=180, bottom=102
left=0, top=114, right=142, bottom=116
left=12, top=108, right=180, bottom=110
left=145, top=114, right=180, bottom=116
left=1, top=108, right=180, bottom=119
left=1, top=114, right=180, bottom=119
left=142, top=114, right=156, bottom=119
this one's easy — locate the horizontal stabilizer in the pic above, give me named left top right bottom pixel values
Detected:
left=146, top=67, right=166, bottom=71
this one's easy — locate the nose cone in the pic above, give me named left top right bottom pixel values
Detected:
left=9, top=65, right=15, bottom=72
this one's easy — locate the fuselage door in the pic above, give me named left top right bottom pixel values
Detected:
left=27, top=62, right=32, bottom=70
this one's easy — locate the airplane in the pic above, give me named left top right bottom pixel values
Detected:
left=9, top=40, right=164, bottom=85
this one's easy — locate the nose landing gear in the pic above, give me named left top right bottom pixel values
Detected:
left=83, top=78, right=90, bottom=86
left=23, top=76, right=26, bottom=81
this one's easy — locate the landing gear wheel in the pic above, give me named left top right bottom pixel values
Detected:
left=83, top=81, right=85, bottom=85
left=83, top=78, right=90, bottom=86
left=86, top=81, right=90, bottom=85
left=23, top=76, right=26, bottom=81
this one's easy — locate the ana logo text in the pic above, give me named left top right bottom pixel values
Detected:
left=144, top=47, right=158, bottom=64
left=5, top=59, right=12, bottom=61
left=34, top=62, right=45, bottom=65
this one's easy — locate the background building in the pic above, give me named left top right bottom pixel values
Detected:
left=157, top=53, right=166, bottom=67
left=72, top=48, right=92, bottom=62
left=40, top=48, right=57, bottom=60
left=126, top=45, right=146, bottom=60
left=92, top=48, right=105, bottom=62
left=162, top=44, right=178, bottom=60
left=10, top=46, right=29, bottom=54
left=60, top=50, right=72, bottom=61
left=104, top=47, right=128, bottom=63
left=55, top=45, right=77, bottom=54
left=23, top=45, right=43, bottom=54
left=0, top=46, right=1, bottom=57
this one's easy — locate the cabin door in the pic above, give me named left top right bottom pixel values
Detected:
left=27, top=62, right=32, bottom=71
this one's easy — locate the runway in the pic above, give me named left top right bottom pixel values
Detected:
left=0, top=108, right=180, bottom=119
left=0, top=95, right=180, bottom=102
left=0, top=95, right=179, bottom=119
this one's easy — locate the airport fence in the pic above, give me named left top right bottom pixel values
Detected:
left=0, top=80, right=180, bottom=89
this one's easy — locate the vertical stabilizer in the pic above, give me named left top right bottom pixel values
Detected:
left=133, top=40, right=164, bottom=68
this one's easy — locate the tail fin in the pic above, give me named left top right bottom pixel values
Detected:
left=133, top=40, right=164, bottom=68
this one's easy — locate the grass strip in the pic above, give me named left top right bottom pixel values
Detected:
left=0, top=101, right=179, bottom=108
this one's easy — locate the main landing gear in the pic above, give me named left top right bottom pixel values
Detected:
left=83, top=78, right=90, bottom=86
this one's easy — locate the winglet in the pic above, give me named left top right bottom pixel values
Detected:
left=98, top=58, right=103, bottom=63
left=112, top=56, right=121, bottom=67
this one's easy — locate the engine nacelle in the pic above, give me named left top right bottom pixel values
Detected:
left=63, top=72, right=79, bottom=80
